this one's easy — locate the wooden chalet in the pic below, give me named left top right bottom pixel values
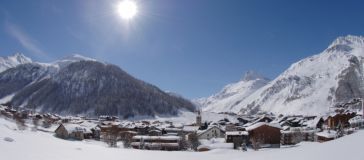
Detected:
left=225, top=131, right=249, bottom=149
left=55, top=121, right=100, bottom=140
left=316, top=130, right=337, bottom=142
left=197, top=126, right=224, bottom=140
left=325, top=112, right=356, bottom=129
left=246, top=122, right=281, bottom=148
left=55, top=124, right=88, bottom=140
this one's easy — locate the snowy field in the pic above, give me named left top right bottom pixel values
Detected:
left=0, top=117, right=362, bottom=160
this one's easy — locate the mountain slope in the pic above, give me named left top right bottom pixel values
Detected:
left=237, top=35, right=364, bottom=115
left=197, top=35, right=364, bottom=116
left=0, top=53, right=32, bottom=72
left=0, top=55, right=195, bottom=118
left=195, top=71, right=270, bottom=113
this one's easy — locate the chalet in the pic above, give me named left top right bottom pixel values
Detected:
left=119, top=130, right=137, bottom=143
left=98, top=115, right=119, bottom=122
left=55, top=122, right=100, bottom=140
left=280, top=127, right=310, bottom=145
left=182, top=126, right=200, bottom=134
left=324, top=112, right=356, bottom=129
left=252, top=115, right=273, bottom=124
left=218, top=118, right=230, bottom=125
left=225, top=123, right=238, bottom=132
left=43, top=114, right=61, bottom=124
left=316, top=130, right=337, bottom=142
left=164, top=127, right=182, bottom=136
left=55, top=124, right=88, bottom=140
left=197, top=126, right=224, bottom=140
left=131, top=135, right=181, bottom=151
left=304, top=116, right=324, bottom=130
left=148, top=129, right=162, bottom=136
left=80, top=121, right=101, bottom=139
left=349, top=116, right=364, bottom=128
left=225, top=131, right=249, bottom=149
left=237, top=116, right=253, bottom=124
left=246, top=122, right=281, bottom=148
left=134, top=126, right=150, bottom=135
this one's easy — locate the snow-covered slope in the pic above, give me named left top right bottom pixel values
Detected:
left=0, top=53, right=32, bottom=72
left=51, top=54, right=97, bottom=69
left=238, top=35, right=364, bottom=115
left=0, top=54, right=195, bottom=118
left=1, top=116, right=364, bottom=160
left=197, top=35, right=364, bottom=116
left=195, top=71, right=270, bottom=113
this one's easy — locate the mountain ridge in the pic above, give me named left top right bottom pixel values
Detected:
left=0, top=54, right=195, bottom=118
left=197, top=35, right=364, bottom=116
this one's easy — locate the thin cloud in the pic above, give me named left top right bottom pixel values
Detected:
left=5, top=21, right=47, bottom=56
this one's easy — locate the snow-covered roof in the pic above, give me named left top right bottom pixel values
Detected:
left=79, top=121, right=98, bottom=129
left=197, top=126, right=222, bottom=136
left=62, top=124, right=87, bottom=133
left=304, top=116, right=322, bottom=128
left=164, top=128, right=182, bottom=132
left=349, top=116, right=364, bottom=124
left=149, top=129, right=161, bottom=133
left=101, top=121, right=121, bottom=126
left=225, top=131, right=248, bottom=136
left=182, top=126, right=199, bottom=132
left=58, top=121, right=99, bottom=134
left=316, top=130, right=337, bottom=139
left=245, top=122, right=281, bottom=131
left=282, top=126, right=290, bottom=131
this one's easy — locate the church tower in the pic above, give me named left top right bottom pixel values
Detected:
left=196, top=110, right=202, bottom=126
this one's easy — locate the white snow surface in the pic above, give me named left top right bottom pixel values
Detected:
left=0, top=53, right=32, bottom=72
left=51, top=54, right=97, bottom=69
left=245, top=122, right=281, bottom=131
left=195, top=71, right=270, bottom=113
left=1, top=116, right=364, bottom=160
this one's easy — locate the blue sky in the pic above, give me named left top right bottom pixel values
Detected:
left=1, top=0, right=364, bottom=99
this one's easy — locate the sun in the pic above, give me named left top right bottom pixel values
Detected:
left=116, top=0, right=138, bottom=20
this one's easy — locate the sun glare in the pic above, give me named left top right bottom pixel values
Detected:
left=116, top=0, right=138, bottom=20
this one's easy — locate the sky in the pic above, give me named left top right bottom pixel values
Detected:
left=1, top=0, right=364, bottom=99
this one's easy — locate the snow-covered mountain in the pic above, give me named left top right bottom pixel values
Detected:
left=0, top=54, right=195, bottom=118
left=195, top=71, right=270, bottom=113
left=0, top=53, right=32, bottom=72
left=198, top=35, right=364, bottom=116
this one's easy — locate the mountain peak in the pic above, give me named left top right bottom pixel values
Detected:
left=0, top=53, right=32, bottom=72
left=9, top=53, right=32, bottom=64
left=326, top=35, right=364, bottom=53
left=242, top=71, right=268, bottom=81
